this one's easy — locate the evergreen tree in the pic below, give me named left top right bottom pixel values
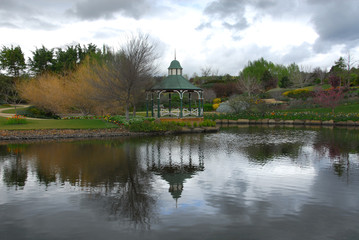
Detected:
left=0, top=45, right=26, bottom=78
left=28, top=45, right=55, bottom=75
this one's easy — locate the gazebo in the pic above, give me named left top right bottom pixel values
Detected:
left=145, top=136, right=205, bottom=207
left=146, top=58, right=204, bottom=118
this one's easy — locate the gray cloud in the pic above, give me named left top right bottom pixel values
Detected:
left=196, top=22, right=212, bottom=31
left=308, top=0, right=359, bottom=53
left=198, top=0, right=359, bottom=66
left=281, top=43, right=312, bottom=64
left=201, top=0, right=248, bottom=31
left=0, top=0, right=61, bottom=30
left=199, top=0, right=293, bottom=32
left=67, top=0, right=151, bottom=20
left=0, top=21, right=20, bottom=29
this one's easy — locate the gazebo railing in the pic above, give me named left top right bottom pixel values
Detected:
left=154, top=107, right=200, bottom=117
left=183, top=108, right=198, bottom=117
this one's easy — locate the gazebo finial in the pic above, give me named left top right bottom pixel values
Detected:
left=174, top=49, right=176, bottom=60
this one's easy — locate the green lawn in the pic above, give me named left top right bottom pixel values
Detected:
left=282, top=102, right=359, bottom=114
left=2, top=107, right=29, bottom=114
left=0, top=105, right=11, bottom=109
left=0, top=118, right=119, bottom=130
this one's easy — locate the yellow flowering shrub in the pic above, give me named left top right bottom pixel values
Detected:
left=212, top=103, right=220, bottom=110
left=282, top=89, right=311, bottom=99
left=282, top=91, right=291, bottom=97
left=213, top=98, right=221, bottom=104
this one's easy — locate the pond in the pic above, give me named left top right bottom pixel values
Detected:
left=1, top=126, right=359, bottom=240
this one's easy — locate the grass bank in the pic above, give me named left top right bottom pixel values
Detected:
left=205, top=102, right=359, bottom=122
left=2, top=107, right=29, bottom=114
left=281, top=102, right=359, bottom=114
left=0, top=117, right=118, bottom=130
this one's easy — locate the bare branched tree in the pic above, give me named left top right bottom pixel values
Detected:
left=91, top=33, right=159, bottom=119
left=299, top=65, right=313, bottom=87
left=313, top=67, right=327, bottom=85
left=344, top=51, right=358, bottom=87
left=200, top=65, right=218, bottom=77
left=290, top=64, right=312, bottom=88
left=236, top=75, right=262, bottom=97
left=203, top=89, right=216, bottom=103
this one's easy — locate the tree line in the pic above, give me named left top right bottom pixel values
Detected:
left=0, top=33, right=159, bottom=119
left=1, top=36, right=357, bottom=115
left=191, top=55, right=359, bottom=100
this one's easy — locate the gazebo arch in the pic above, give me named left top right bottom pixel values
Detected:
left=146, top=58, right=204, bottom=118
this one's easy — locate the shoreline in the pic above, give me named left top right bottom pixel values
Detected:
left=215, top=118, right=359, bottom=126
left=0, top=129, right=134, bottom=141
left=0, top=127, right=219, bottom=142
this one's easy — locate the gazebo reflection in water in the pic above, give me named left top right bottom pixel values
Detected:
left=145, top=135, right=205, bottom=207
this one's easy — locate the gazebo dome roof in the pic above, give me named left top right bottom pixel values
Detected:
left=151, top=75, right=201, bottom=91
left=168, top=60, right=182, bottom=69
left=151, top=58, right=202, bottom=91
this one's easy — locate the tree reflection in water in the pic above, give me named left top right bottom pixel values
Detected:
left=0, top=135, right=206, bottom=229
left=0, top=139, right=157, bottom=229
left=2, top=144, right=28, bottom=190
left=313, top=127, right=359, bottom=178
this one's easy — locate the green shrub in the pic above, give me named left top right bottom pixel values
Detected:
left=18, top=106, right=60, bottom=119
left=104, top=115, right=154, bottom=127
left=199, top=120, right=216, bottom=127
left=129, top=121, right=180, bottom=132
left=203, top=103, right=214, bottom=111
left=279, top=76, right=292, bottom=88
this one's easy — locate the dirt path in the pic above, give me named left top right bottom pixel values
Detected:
left=0, top=105, right=44, bottom=120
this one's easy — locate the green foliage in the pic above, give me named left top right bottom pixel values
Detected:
left=205, top=111, right=359, bottom=122
left=18, top=106, right=60, bottom=119
left=128, top=120, right=181, bottom=132
left=199, top=119, right=216, bottom=127
left=0, top=118, right=117, bottom=130
left=104, top=115, right=153, bottom=127
left=54, top=46, right=78, bottom=74
left=279, top=76, right=292, bottom=88
left=330, top=57, right=346, bottom=74
left=241, top=58, right=273, bottom=81
left=0, top=74, right=16, bottom=103
left=240, top=58, right=290, bottom=89
left=205, top=101, right=359, bottom=122
left=28, top=45, right=55, bottom=75
left=261, top=70, right=277, bottom=90
left=47, top=43, right=105, bottom=75
left=203, top=103, right=214, bottom=111
left=0, top=45, right=26, bottom=78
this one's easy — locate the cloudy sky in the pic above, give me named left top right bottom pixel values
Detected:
left=1, top=0, right=359, bottom=76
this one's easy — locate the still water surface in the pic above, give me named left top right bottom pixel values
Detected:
left=1, top=126, right=359, bottom=240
